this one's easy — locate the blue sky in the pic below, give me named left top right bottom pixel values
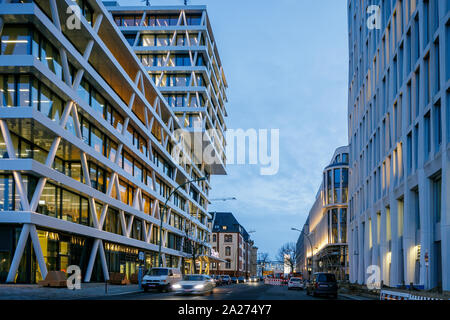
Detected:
left=117, top=0, right=349, bottom=259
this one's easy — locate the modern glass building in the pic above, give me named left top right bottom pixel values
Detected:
left=296, top=146, right=349, bottom=280
left=347, top=0, right=449, bottom=291
left=0, top=0, right=224, bottom=284
left=105, top=2, right=228, bottom=174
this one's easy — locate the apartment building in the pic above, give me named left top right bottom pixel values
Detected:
left=0, top=0, right=225, bottom=284
left=105, top=2, right=228, bottom=175
left=296, top=147, right=350, bottom=280
left=209, top=212, right=253, bottom=277
left=347, top=0, right=449, bottom=291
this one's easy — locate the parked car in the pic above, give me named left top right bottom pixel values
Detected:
left=231, top=276, right=238, bottom=283
left=172, top=274, right=215, bottom=295
left=221, top=275, right=231, bottom=285
left=212, top=275, right=223, bottom=286
left=142, top=267, right=182, bottom=292
left=237, top=276, right=247, bottom=283
left=306, top=273, right=338, bottom=298
left=287, top=277, right=305, bottom=290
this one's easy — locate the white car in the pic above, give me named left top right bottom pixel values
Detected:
left=142, top=267, right=182, bottom=292
left=172, top=274, right=216, bottom=295
left=287, top=277, right=305, bottom=290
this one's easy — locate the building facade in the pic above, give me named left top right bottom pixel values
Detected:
left=296, top=146, right=349, bottom=280
left=257, top=260, right=284, bottom=277
left=347, top=0, right=449, bottom=291
left=105, top=3, right=227, bottom=175
left=209, top=212, right=253, bottom=277
left=0, top=0, right=226, bottom=284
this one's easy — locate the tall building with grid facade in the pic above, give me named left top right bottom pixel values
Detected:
left=0, top=0, right=224, bottom=284
left=347, top=0, right=449, bottom=291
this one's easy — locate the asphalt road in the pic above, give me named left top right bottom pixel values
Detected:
left=101, top=282, right=354, bottom=300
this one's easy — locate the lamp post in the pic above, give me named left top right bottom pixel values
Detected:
left=158, top=177, right=207, bottom=268
left=291, top=227, right=315, bottom=277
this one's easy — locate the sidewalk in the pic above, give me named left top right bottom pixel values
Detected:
left=0, top=283, right=142, bottom=300
left=339, top=293, right=378, bottom=300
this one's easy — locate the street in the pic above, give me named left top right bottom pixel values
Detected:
left=99, top=282, right=357, bottom=300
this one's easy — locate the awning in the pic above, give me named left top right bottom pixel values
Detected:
left=199, top=255, right=227, bottom=263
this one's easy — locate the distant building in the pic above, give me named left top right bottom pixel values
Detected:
left=257, top=260, right=284, bottom=277
left=209, top=212, right=253, bottom=277
left=296, top=146, right=349, bottom=280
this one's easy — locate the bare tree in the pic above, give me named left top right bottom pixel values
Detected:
left=276, top=242, right=298, bottom=274
left=183, top=222, right=204, bottom=274
left=259, top=252, right=270, bottom=275
left=141, top=0, right=150, bottom=6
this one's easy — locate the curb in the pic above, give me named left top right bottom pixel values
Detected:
left=339, top=293, right=377, bottom=300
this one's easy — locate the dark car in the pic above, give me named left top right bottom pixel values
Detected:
left=237, top=276, right=247, bottom=283
left=231, top=276, right=238, bottom=283
left=221, top=275, right=231, bottom=285
left=212, top=275, right=222, bottom=286
left=306, top=273, right=338, bottom=298
left=259, top=276, right=264, bottom=282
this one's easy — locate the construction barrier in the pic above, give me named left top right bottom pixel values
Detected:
left=264, top=278, right=288, bottom=286
left=380, top=290, right=444, bottom=300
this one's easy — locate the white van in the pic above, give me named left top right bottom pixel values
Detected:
left=142, top=267, right=182, bottom=292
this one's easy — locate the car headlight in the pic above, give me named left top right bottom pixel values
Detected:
left=172, top=284, right=181, bottom=289
left=194, top=284, right=204, bottom=289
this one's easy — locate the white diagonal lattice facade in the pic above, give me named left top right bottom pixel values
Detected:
left=106, top=4, right=228, bottom=175
left=0, top=0, right=216, bottom=283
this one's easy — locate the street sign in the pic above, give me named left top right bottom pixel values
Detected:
left=139, top=251, right=145, bottom=261
left=424, top=252, right=429, bottom=266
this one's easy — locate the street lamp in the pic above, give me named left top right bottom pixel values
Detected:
left=209, top=197, right=237, bottom=275
left=158, top=177, right=207, bottom=267
left=291, top=227, right=315, bottom=277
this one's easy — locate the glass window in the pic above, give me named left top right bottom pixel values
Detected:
left=0, top=175, right=14, bottom=211
left=91, top=90, right=105, bottom=116
left=0, top=26, right=30, bottom=55
left=80, top=197, right=89, bottom=226
left=39, top=84, right=53, bottom=117
left=18, top=75, right=31, bottom=107
left=156, top=35, right=169, bottom=47
left=77, top=79, right=90, bottom=105
left=40, top=40, right=62, bottom=80
left=37, top=183, right=57, bottom=217
left=119, top=180, right=128, bottom=204
left=142, top=35, right=155, bottom=47
left=90, top=125, right=104, bottom=155
left=61, top=189, right=80, bottom=223
left=1, top=75, right=15, bottom=107
left=134, top=161, right=143, bottom=182
left=123, top=152, right=133, bottom=176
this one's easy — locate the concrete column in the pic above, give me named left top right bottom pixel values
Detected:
left=379, top=207, right=389, bottom=285
left=390, top=197, right=399, bottom=287
left=358, top=220, right=365, bottom=284
left=6, top=224, right=31, bottom=283
left=441, top=146, right=450, bottom=291
left=370, top=210, right=378, bottom=270
left=418, top=170, right=432, bottom=289
left=403, top=189, right=416, bottom=285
